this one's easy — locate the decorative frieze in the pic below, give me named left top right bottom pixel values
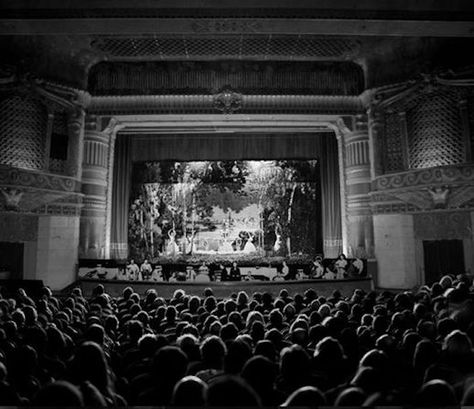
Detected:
left=0, top=165, right=80, bottom=192
left=89, top=94, right=364, bottom=115
left=373, top=164, right=474, bottom=191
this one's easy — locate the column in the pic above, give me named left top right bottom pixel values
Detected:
left=79, top=116, right=110, bottom=259
left=367, top=107, right=384, bottom=179
left=65, top=108, right=86, bottom=178
left=344, top=115, right=374, bottom=258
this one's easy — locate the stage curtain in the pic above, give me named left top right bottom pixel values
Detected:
left=110, top=135, right=132, bottom=259
left=317, top=133, right=343, bottom=258
left=127, top=132, right=342, bottom=258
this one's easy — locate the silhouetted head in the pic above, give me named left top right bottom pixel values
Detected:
left=281, top=386, right=326, bottom=407
left=334, top=386, right=366, bottom=406
left=414, top=379, right=457, bottom=406
left=207, top=375, right=261, bottom=407
left=172, top=376, right=207, bottom=407
left=33, top=381, right=84, bottom=407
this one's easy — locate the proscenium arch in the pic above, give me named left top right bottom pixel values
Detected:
left=99, top=113, right=352, bottom=260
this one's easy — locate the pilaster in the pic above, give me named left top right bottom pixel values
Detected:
left=343, top=115, right=374, bottom=258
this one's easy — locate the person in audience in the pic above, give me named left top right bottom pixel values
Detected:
left=310, top=256, right=325, bottom=279
left=215, top=263, right=228, bottom=281
left=0, top=272, right=473, bottom=407
left=186, top=265, right=197, bottom=281
left=229, top=261, right=241, bottom=281
left=127, top=259, right=140, bottom=280
left=151, top=264, right=164, bottom=281
left=335, top=253, right=348, bottom=279
left=195, top=263, right=210, bottom=283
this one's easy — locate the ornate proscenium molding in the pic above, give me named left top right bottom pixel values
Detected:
left=367, top=68, right=474, bottom=111
left=30, top=79, right=91, bottom=112
left=191, top=19, right=263, bottom=33
left=89, top=94, right=363, bottom=115
left=213, top=86, right=243, bottom=114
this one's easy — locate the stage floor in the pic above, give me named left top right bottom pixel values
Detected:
left=74, top=277, right=374, bottom=298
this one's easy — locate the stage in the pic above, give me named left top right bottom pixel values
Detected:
left=73, top=276, right=373, bottom=298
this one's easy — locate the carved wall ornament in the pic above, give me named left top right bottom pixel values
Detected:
left=213, top=87, right=243, bottom=114
left=0, top=166, right=80, bottom=193
left=427, top=186, right=450, bottom=208
left=371, top=183, right=474, bottom=213
left=373, top=165, right=474, bottom=191
left=29, top=78, right=91, bottom=113
left=0, top=188, right=23, bottom=211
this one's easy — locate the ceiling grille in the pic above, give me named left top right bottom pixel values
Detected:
left=91, top=36, right=360, bottom=60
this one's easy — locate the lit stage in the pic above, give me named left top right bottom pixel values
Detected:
left=74, top=276, right=373, bottom=298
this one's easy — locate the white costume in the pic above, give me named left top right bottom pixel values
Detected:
left=243, top=234, right=257, bottom=253
left=166, top=230, right=180, bottom=256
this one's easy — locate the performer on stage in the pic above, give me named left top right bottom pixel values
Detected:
left=281, top=260, right=290, bottom=278
left=166, top=229, right=180, bottom=256
left=243, top=232, right=257, bottom=253
left=219, top=239, right=234, bottom=253
left=140, top=259, right=153, bottom=280
left=127, top=259, right=140, bottom=280
left=273, top=227, right=282, bottom=253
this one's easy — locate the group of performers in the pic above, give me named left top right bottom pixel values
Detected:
left=113, top=253, right=365, bottom=282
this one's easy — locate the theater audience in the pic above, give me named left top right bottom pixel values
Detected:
left=0, top=273, right=473, bottom=406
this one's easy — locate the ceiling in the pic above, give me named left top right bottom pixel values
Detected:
left=1, top=1, right=474, bottom=92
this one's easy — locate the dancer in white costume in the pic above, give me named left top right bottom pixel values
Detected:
left=219, top=239, right=235, bottom=253
left=273, top=227, right=282, bottom=253
left=243, top=232, right=257, bottom=253
left=166, top=229, right=180, bottom=256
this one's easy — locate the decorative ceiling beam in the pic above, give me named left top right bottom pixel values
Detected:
left=1, top=18, right=474, bottom=37
left=89, top=94, right=363, bottom=115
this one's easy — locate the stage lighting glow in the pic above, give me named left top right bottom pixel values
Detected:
left=129, top=159, right=320, bottom=261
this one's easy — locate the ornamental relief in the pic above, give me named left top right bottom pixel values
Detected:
left=370, top=184, right=474, bottom=213
left=0, top=166, right=80, bottom=193
left=0, top=185, right=82, bottom=216
left=373, top=165, right=474, bottom=191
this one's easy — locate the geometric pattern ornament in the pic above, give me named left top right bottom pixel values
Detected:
left=407, top=90, right=464, bottom=169
left=91, top=35, right=360, bottom=60
left=0, top=94, right=47, bottom=171
left=383, top=112, right=404, bottom=172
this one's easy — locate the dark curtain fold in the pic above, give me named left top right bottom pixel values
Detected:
left=110, top=135, right=132, bottom=259
left=317, top=133, right=343, bottom=258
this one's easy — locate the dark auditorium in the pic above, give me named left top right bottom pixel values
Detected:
left=1, top=1, right=474, bottom=407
